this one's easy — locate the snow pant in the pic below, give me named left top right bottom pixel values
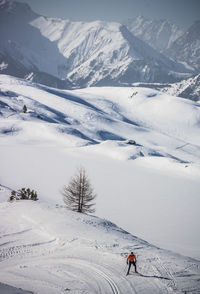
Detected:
left=127, top=261, right=137, bottom=275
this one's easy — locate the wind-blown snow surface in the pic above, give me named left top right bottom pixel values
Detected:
left=1, top=75, right=200, bottom=292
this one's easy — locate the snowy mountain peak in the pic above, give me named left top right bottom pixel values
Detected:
left=186, top=20, right=200, bottom=41
left=30, top=16, right=192, bottom=87
left=0, top=2, right=193, bottom=88
left=0, top=0, right=37, bottom=19
left=165, top=20, right=200, bottom=72
left=124, top=15, right=184, bottom=51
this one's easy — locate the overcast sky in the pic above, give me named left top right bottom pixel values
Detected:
left=17, top=0, right=200, bottom=28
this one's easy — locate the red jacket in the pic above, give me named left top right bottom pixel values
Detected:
left=127, top=254, right=136, bottom=263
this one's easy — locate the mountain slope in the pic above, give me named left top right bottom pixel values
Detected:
left=30, top=17, right=191, bottom=86
left=130, top=73, right=200, bottom=102
left=0, top=199, right=200, bottom=294
left=0, top=0, right=72, bottom=88
left=1, top=74, right=200, bottom=283
left=1, top=74, right=200, bottom=160
left=124, top=16, right=200, bottom=73
left=124, top=16, right=184, bottom=52
left=0, top=0, right=192, bottom=88
left=160, top=73, right=200, bottom=101
left=165, top=21, right=200, bottom=72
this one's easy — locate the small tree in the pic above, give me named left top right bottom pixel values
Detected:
left=31, top=190, right=38, bottom=201
left=9, top=188, right=38, bottom=201
left=62, top=167, right=96, bottom=213
left=19, top=188, right=27, bottom=199
left=10, top=190, right=16, bottom=201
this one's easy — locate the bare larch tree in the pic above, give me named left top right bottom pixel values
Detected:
left=62, top=167, right=96, bottom=213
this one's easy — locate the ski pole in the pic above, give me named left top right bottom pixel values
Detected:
left=124, top=263, right=128, bottom=274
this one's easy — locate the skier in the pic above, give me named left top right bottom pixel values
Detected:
left=126, top=252, right=137, bottom=275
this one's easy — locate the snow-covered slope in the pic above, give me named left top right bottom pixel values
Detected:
left=0, top=200, right=200, bottom=294
left=160, top=73, right=200, bottom=101
left=1, top=74, right=200, bottom=158
left=165, top=21, right=200, bottom=72
left=124, top=16, right=184, bottom=52
left=0, top=0, right=192, bottom=88
left=0, top=0, right=72, bottom=89
left=1, top=74, right=200, bottom=257
left=124, top=16, right=200, bottom=74
left=130, top=73, right=200, bottom=102
left=30, top=16, right=191, bottom=86
left=1, top=74, right=200, bottom=292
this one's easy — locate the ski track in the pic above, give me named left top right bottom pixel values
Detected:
left=0, top=231, right=182, bottom=294
left=0, top=227, right=171, bottom=294
left=0, top=226, right=57, bottom=263
left=0, top=227, right=123, bottom=293
left=62, top=259, right=123, bottom=294
left=155, top=254, right=177, bottom=290
left=0, top=204, right=200, bottom=293
left=0, top=229, right=32, bottom=239
left=0, top=238, right=57, bottom=262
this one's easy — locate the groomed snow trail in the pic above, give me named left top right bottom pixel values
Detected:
left=0, top=202, right=200, bottom=294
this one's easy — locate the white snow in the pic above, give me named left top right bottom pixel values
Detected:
left=0, top=74, right=200, bottom=293
left=125, top=16, right=184, bottom=51
left=2, top=6, right=191, bottom=87
left=0, top=62, right=8, bottom=71
left=0, top=201, right=200, bottom=294
left=161, top=73, right=200, bottom=101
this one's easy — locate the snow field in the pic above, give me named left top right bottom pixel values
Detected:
left=0, top=201, right=200, bottom=294
left=0, top=74, right=200, bottom=293
left=1, top=75, right=200, bottom=258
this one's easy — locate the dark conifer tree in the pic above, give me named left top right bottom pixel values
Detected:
left=23, top=105, right=27, bottom=113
